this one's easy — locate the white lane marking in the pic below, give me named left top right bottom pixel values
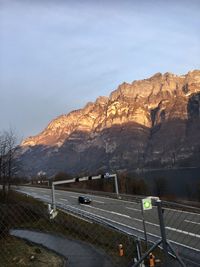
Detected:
left=32, top=187, right=198, bottom=217
left=50, top=189, right=139, bottom=205
left=22, top=187, right=199, bottom=217
left=81, top=205, right=156, bottom=223
left=164, top=207, right=200, bottom=216
left=111, top=211, right=130, bottom=218
left=166, top=226, right=200, bottom=238
left=64, top=204, right=200, bottom=253
left=93, top=200, right=104, bottom=204
left=82, top=205, right=200, bottom=231
left=167, top=239, right=200, bottom=252
left=17, top=187, right=139, bottom=206
left=68, top=193, right=105, bottom=204
left=81, top=204, right=131, bottom=219
left=16, top=188, right=200, bottom=251
left=126, top=207, right=140, bottom=212
left=15, top=191, right=187, bottom=230
left=60, top=198, right=68, bottom=202
left=184, top=219, right=200, bottom=226
left=17, top=190, right=50, bottom=202
left=60, top=191, right=200, bottom=216
left=42, top=198, right=50, bottom=201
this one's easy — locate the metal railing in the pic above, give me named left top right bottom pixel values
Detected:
left=1, top=187, right=200, bottom=267
left=0, top=190, right=136, bottom=267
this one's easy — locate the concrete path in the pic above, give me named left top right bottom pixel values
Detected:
left=10, top=229, right=115, bottom=267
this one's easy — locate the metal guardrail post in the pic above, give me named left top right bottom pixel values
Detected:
left=140, top=201, right=148, bottom=248
left=113, top=174, right=119, bottom=196
left=52, top=183, right=56, bottom=210
left=156, top=199, right=186, bottom=266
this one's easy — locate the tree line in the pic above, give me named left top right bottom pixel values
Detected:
left=0, top=129, right=199, bottom=202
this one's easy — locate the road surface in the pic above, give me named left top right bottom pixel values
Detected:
left=15, top=186, right=200, bottom=266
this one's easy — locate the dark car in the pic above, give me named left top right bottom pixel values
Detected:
left=78, top=196, right=91, bottom=204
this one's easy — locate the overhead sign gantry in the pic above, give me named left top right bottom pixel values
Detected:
left=51, top=173, right=119, bottom=210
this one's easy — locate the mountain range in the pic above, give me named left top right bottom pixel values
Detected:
left=17, top=70, right=200, bottom=177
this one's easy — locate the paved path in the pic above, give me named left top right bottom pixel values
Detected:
left=15, top=186, right=200, bottom=266
left=10, top=229, right=115, bottom=267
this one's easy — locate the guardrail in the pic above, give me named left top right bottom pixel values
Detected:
left=19, top=183, right=200, bottom=213
left=55, top=198, right=200, bottom=267
left=0, top=191, right=137, bottom=267
left=5, top=186, right=200, bottom=266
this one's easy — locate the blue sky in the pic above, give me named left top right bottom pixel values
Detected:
left=0, top=0, right=200, bottom=140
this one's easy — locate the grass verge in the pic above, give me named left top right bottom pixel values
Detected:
left=0, top=235, right=64, bottom=267
left=0, top=190, right=137, bottom=266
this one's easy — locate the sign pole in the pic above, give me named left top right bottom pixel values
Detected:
left=113, top=174, right=119, bottom=196
left=141, top=200, right=148, bottom=248
left=52, top=183, right=56, bottom=210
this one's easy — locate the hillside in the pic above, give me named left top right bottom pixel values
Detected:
left=17, top=70, right=200, bottom=176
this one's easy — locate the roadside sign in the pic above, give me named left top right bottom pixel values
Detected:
left=50, top=210, right=58, bottom=220
left=105, top=173, right=110, bottom=178
left=142, top=198, right=152, bottom=210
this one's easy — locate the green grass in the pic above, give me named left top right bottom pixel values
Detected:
left=0, top=236, right=64, bottom=267
left=0, top=189, right=168, bottom=266
left=0, top=190, right=137, bottom=266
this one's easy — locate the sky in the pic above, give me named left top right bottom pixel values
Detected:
left=0, top=0, right=200, bottom=141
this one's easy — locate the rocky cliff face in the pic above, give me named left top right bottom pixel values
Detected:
left=18, top=70, right=200, bottom=176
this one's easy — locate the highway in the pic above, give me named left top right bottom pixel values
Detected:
left=15, top=186, right=200, bottom=266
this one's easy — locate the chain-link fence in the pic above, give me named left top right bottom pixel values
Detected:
left=0, top=190, right=137, bottom=267
left=0, top=188, right=200, bottom=267
left=162, top=201, right=200, bottom=266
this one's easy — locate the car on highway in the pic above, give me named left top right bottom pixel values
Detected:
left=78, top=195, right=91, bottom=204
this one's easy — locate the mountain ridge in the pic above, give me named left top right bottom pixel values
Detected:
left=18, top=70, right=200, bottom=176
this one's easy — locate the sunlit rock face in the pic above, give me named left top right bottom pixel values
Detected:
left=18, top=70, right=200, bottom=176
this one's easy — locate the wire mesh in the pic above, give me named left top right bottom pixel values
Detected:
left=0, top=190, right=137, bottom=267
left=162, top=202, right=200, bottom=266
left=1, top=187, right=199, bottom=267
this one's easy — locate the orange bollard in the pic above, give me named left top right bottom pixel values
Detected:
left=149, top=253, right=155, bottom=267
left=118, top=244, right=124, bottom=257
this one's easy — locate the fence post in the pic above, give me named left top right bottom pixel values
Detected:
left=156, top=199, right=169, bottom=266
left=51, top=183, right=56, bottom=210
left=114, top=174, right=119, bottom=196
left=136, top=238, right=144, bottom=267
left=136, top=238, right=141, bottom=261
left=140, top=200, right=148, bottom=248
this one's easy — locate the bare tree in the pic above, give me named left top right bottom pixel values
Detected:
left=0, top=133, right=7, bottom=193
left=0, top=129, right=17, bottom=197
